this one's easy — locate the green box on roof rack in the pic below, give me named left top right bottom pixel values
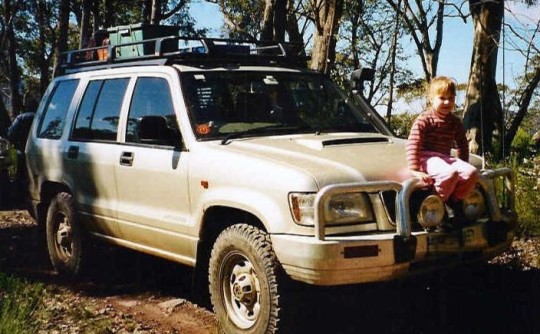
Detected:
left=107, top=23, right=179, bottom=57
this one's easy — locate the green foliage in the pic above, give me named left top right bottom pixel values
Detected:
left=507, top=155, right=540, bottom=236
left=218, top=0, right=265, bottom=39
left=396, top=78, right=427, bottom=103
left=0, top=273, right=44, bottom=334
left=387, top=111, right=418, bottom=138
left=338, top=0, right=415, bottom=107
left=511, top=127, right=533, bottom=160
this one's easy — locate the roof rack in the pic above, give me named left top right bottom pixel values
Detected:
left=61, top=35, right=308, bottom=73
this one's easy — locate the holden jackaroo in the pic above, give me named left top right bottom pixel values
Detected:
left=26, top=25, right=517, bottom=334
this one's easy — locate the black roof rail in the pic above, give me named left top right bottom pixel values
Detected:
left=61, top=36, right=308, bottom=73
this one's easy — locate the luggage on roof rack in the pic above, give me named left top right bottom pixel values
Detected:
left=61, top=25, right=308, bottom=72
left=107, top=24, right=179, bottom=57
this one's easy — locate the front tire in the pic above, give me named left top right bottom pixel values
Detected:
left=209, top=224, right=282, bottom=334
left=46, top=192, right=84, bottom=277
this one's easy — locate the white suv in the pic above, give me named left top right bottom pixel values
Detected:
left=26, top=32, right=517, bottom=334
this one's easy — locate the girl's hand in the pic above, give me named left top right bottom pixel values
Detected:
left=411, top=170, right=434, bottom=186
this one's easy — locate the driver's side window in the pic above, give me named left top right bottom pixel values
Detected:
left=126, top=77, right=179, bottom=145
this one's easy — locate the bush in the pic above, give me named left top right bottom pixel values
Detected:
left=511, top=155, right=540, bottom=236
left=0, top=273, right=44, bottom=334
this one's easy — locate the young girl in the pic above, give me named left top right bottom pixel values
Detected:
left=406, top=76, right=479, bottom=209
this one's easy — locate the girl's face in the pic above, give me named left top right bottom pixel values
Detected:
left=431, top=92, right=455, bottom=116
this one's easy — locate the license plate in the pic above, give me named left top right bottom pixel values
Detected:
left=428, top=228, right=479, bottom=249
left=428, top=233, right=460, bottom=248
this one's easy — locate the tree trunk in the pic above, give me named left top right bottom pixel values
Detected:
left=151, top=0, right=162, bottom=24
left=5, top=0, right=22, bottom=117
left=463, top=0, right=503, bottom=155
left=36, top=0, right=50, bottom=95
left=387, top=0, right=401, bottom=122
left=103, top=0, right=114, bottom=27
left=261, top=0, right=287, bottom=42
left=92, top=0, right=100, bottom=31
left=385, top=0, right=444, bottom=82
left=79, top=0, right=92, bottom=48
left=52, top=0, right=70, bottom=78
left=310, top=0, right=344, bottom=74
left=504, top=64, right=540, bottom=155
left=285, top=0, right=304, bottom=45
left=142, top=0, right=152, bottom=24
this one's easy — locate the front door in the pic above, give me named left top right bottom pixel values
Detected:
left=114, top=75, right=194, bottom=262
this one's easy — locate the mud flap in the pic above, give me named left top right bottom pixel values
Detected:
left=393, top=235, right=417, bottom=263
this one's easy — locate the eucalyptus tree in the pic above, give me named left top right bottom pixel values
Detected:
left=385, top=0, right=447, bottom=82
left=308, top=0, right=344, bottom=73
left=338, top=0, right=413, bottom=119
left=501, top=5, right=539, bottom=157
left=462, top=0, right=504, bottom=155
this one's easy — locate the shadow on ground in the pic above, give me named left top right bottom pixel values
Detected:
left=1, top=220, right=539, bottom=334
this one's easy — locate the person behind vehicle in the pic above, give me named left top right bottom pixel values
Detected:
left=406, top=76, right=479, bottom=220
left=7, top=96, right=37, bottom=197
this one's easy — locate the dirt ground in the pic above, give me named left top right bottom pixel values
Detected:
left=2, top=209, right=540, bottom=334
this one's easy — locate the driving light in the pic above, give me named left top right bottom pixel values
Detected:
left=323, top=192, right=373, bottom=225
left=417, top=195, right=445, bottom=228
left=462, top=189, right=486, bottom=222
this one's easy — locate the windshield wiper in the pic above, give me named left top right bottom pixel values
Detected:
left=220, top=124, right=308, bottom=145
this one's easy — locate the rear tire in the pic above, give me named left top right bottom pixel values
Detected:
left=45, top=192, right=84, bottom=278
left=209, top=224, right=282, bottom=334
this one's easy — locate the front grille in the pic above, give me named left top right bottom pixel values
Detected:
left=380, top=190, right=397, bottom=224
left=380, top=188, right=435, bottom=232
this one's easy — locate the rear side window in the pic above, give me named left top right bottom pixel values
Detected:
left=72, top=78, right=129, bottom=141
left=37, top=79, right=79, bottom=139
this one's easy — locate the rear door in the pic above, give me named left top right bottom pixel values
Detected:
left=63, top=76, right=132, bottom=237
left=114, top=72, right=194, bottom=262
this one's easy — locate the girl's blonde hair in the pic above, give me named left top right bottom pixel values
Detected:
left=428, top=76, right=457, bottom=98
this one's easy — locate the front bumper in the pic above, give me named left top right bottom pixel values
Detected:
left=272, top=168, right=517, bottom=286
left=271, top=233, right=413, bottom=285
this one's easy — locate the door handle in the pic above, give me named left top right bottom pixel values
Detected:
left=67, top=146, right=79, bottom=159
left=120, top=151, right=134, bottom=166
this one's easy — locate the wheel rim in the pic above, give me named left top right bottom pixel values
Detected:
left=221, top=252, right=262, bottom=329
left=53, top=211, right=73, bottom=263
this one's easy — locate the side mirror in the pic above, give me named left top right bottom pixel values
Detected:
left=350, top=67, right=375, bottom=96
left=139, top=115, right=181, bottom=148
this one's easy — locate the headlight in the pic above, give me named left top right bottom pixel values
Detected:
left=322, top=192, right=373, bottom=225
left=289, top=192, right=373, bottom=227
left=289, top=193, right=315, bottom=226
left=462, top=189, right=486, bottom=221
left=417, top=195, right=445, bottom=228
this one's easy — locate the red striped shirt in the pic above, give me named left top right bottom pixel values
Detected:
left=406, top=109, right=469, bottom=171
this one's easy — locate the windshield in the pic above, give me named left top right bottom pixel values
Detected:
left=181, top=71, right=380, bottom=141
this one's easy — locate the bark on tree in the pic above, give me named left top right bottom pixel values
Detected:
left=463, top=0, right=503, bottom=155
left=285, top=0, right=304, bottom=45
left=310, top=0, right=344, bottom=74
left=387, top=0, right=401, bottom=122
left=52, top=0, right=70, bottom=78
left=151, top=0, right=162, bottom=24
left=4, top=0, right=22, bottom=117
left=36, top=0, right=50, bottom=95
left=261, top=0, right=287, bottom=42
left=79, top=0, right=92, bottom=48
left=91, top=0, right=100, bottom=31
left=142, top=0, right=152, bottom=24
